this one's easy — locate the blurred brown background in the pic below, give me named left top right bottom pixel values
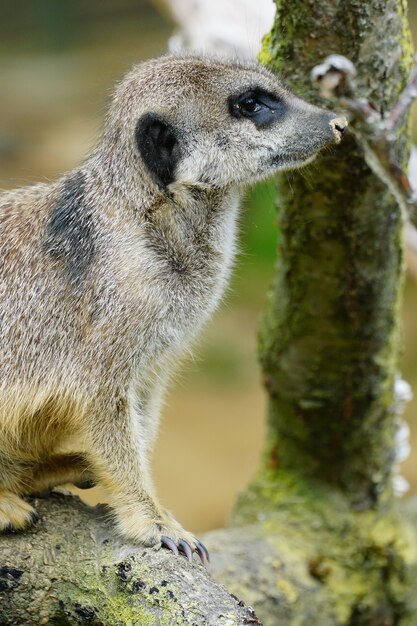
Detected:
left=0, top=0, right=416, bottom=535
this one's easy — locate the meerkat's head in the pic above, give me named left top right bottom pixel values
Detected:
left=101, top=55, right=346, bottom=192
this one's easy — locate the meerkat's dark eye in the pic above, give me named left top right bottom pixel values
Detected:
left=229, top=89, right=284, bottom=128
left=236, top=97, right=261, bottom=114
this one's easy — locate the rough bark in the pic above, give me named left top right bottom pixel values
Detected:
left=2, top=492, right=417, bottom=626
left=256, top=0, right=413, bottom=503
left=0, top=494, right=260, bottom=626
left=216, top=0, right=417, bottom=624
left=1, top=1, right=417, bottom=625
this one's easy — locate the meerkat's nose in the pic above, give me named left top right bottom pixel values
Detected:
left=330, top=116, right=348, bottom=143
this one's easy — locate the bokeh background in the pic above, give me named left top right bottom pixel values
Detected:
left=0, top=0, right=416, bottom=535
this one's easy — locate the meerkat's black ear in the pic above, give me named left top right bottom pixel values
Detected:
left=135, top=114, right=180, bottom=188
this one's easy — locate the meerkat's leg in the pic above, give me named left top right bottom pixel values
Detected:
left=27, top=454, right=95, bottom=493
left=84, top=399, right=208, bottom=561
left=137, top=382, right=208, bottom=560
left=0, top=491, right=39, bottom=532
left=0, top=454, right=95, bottom=532
left=0, top=461, right=39, bottom=532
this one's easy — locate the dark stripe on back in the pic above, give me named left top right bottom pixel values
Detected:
left=44, top=172, right=95, bottom=288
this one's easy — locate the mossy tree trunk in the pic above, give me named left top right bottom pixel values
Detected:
left=2, top=2, right=417, bottom=625
left=212, top=0, right=417, bottom=624
left=255, top=0, right=413, bottom=507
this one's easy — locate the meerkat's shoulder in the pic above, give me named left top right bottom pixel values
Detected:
left=0, top=181, right=56, bottom=209
left=0, top=179, right=74, bottom=248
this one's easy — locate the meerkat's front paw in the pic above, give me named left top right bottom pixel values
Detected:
left=160, top=507, right=209, bottom=562
left=0, top=492, right=39, bottom=532
left=160, top=520, right=209, bottom=564
left=116, top=506, right=209, bottom=563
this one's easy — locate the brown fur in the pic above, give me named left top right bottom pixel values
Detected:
left=0, top=54, right=346, bottom=550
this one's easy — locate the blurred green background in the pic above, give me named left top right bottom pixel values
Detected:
left=0, top=0, right=416, bottom=534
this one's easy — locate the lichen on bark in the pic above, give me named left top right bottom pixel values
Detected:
left=251, top=0, right=414, bottom=506
left=0, top=494, right=258, bottom=626
left=215, top=0, right=417, bottom=623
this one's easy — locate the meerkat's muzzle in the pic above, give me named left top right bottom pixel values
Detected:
left=330, top=116, right=348, bottom=143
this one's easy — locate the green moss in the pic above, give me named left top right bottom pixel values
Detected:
left=228, top=473, right=417, bottom=624
left=230, top=1, right=417, bottom=623
left=52, top=549, right=197, bottom=626
left=252, top=0, right=414, bottom=505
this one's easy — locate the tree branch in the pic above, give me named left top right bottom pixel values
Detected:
left=311, top=54, right=417, bottom=230
left=2, top=489, right=417, bottom=626
left=0, top=493, right=260, bottom=626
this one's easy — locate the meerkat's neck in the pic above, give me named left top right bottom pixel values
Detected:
left=85, top=149, right=244, bottom=326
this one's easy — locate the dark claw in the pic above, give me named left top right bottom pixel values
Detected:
left=4, top=522, right=16, bottom=534
left=178, top=539, right=193, bottom=561
left=161, top=535, right=179, bottom=556
left=201, top=543, right=210, bottom=562
left=29, top=511, right=40, bottom=526
left=196, top=541, right=209, bottom=564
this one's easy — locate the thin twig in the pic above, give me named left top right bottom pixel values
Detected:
left=311, top=54, right=417, bottom=231
left=385, top=55, right=417, bottom=132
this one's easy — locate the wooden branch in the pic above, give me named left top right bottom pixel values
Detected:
left=2, top=490, right=417, bottom=626
left=0, top=493, right=260, bottom=626
left=311, top=54, right=417, bottom=231
left=385, top=61, right=417, bottom=132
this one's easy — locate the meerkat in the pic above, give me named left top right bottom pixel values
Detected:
left=0, top=54, right=346, bottom=561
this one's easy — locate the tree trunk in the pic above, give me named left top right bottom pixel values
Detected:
left=211, top=1, right=417, bottom=624
left=256, top=0, right=413, bottom=505
left=2, top=2, right=417, bottom=625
